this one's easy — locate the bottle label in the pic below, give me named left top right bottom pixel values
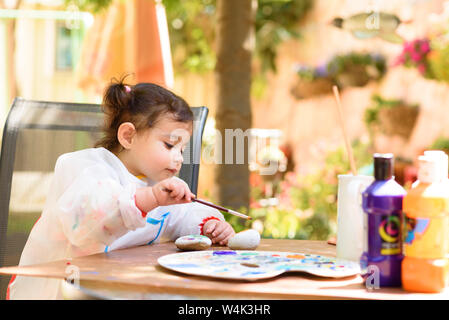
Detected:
left=404, top=215, right=449, bottom=258
left=378, top=215, right=401, bottom=255
left=363, top=212, right=368, bottom=253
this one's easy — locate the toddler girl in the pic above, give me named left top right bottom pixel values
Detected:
left=8, top=78, right=235, bottom=299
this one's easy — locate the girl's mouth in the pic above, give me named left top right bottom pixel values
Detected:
left=166, top=168, right=177, bottom=174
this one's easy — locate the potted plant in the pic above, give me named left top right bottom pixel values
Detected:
left=327, top=52, right=387, bottom=87
left=364, top=95, right=420, bottom=140
left=290, top=64, right=335, bottom=99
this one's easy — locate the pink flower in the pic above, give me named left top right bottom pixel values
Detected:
left=393, top=55, right=405, bottom=66
left=410, top=52, right=422, bottom=62
left=420, top=41, right=430, bottom=53
left=417, top=63, right=427, bottom=74
left=403, top=42, right=413, bottom=53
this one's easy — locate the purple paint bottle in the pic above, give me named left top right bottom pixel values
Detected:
left=360, top=154, right=406, bottom=287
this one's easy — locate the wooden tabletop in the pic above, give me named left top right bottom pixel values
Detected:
left=1, top=239, right=448, bottom=300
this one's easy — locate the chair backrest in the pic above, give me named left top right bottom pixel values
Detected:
left=0, top=97, right=208, bottom=298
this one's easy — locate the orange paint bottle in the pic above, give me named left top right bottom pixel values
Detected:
left=402, top=151, right=449, bottom=293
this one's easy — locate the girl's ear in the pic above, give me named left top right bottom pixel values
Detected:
left=117, top=122, right=137, bottom=150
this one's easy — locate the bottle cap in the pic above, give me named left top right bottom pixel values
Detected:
left=423, top=150, right=448, bottom=181
left=418, top=154, right=444, bottom=183
left=374, top=153, right=394, bottom=180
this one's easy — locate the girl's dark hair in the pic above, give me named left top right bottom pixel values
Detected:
left=96, top=75, right=193, bottom=153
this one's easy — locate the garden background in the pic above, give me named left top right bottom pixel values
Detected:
left=2, top=0, right=449, bottom=250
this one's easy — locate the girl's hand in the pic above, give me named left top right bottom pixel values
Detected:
left=135, top=177, right=195, bottom=213
left=203, top=219, right=235, bottom=245
left=152, top=177, right=196, bottom=206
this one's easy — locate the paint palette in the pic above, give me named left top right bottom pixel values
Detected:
left=158, top=250, right=361, bottom=281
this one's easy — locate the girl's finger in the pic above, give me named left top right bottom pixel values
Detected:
left=181, top=185, right=190, bottom=201
left=211, top=222, right=226, bottom=238
left=170, top=188, right=179, bottom=198
left=176, top=188, right=185, bottom=201
left=223, top=228, right=236, bottom=244
left=219, top=233, right=233, bottom=246
left=204, top=221, right=217, bottom=235
left=214, top=226, right=232, bottom=243
left=185, top=188, right=193, bottom=201
left=166, top=182, right=177, bottom=195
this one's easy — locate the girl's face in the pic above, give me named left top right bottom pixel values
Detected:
left=124, top=115, right=192, bottom=182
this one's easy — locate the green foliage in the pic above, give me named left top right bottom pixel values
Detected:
left=288, top=139, right=372, bottom=239
left=225, top=139, right=372, bottom=241
left=162, top=0, right=313, bottom=74
left=162, top=0, right=217, bottom=74
left=64, top=0, right=114, bottom=13
left=255, top=0, right=313, bottom=73
left=364, top=94, right=404, bottom=127
left=251, top=73, right=269, bottom=99
left=295, top=52, right=386, bottom=91
left=295, top=65, right=323, bottom=81
left=326, top=52, right=386, bottom=78
left=66, top=0, right=313, bottom=77
left=428, top=39, right=449, bottom=83
left=430, top=136, right=449, bottom=151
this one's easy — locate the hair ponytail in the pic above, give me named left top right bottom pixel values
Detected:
left=103, top=77, right=133, bottom=114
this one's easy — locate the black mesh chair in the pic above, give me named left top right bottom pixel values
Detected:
left=0, top=97, right=208, bottom=299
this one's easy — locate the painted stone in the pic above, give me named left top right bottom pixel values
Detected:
left=228, top=229, right=260, bottom=250
left=175, top=235, right=212, bottom=251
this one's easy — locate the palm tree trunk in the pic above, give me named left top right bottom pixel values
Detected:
left=214, top=0, right=255, bottom=210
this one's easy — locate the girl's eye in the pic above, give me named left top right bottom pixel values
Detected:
left=164, top=142, right=174, bottom=149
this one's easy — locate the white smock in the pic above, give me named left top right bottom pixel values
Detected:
left=7, top=147, right=223, bottom=300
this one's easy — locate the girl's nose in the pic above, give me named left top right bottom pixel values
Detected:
left=173, top=149, right=184, bottom=164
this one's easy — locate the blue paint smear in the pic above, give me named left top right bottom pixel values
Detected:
left=147, top=212, right=171, bottom=245
left=275, top=265, right=292, bottom=271
left=211, top=262, right=238, bottom=267
left=213, top=251, right=236, bottom=255
left=240, top=271, right=266, bottom=276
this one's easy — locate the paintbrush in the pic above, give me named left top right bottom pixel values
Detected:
left=192, top=198, right=252, bottom=220
left=332, top=85, right=357, bottom=176
left=162, top=187, right=251, bottom=220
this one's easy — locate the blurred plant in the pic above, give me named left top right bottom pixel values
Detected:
left=364, top=94, right=419, bottom=140
left=68, top=0, right=313, bottom=97
left=292, top=52, right=386, bottom=99
left=291, top=63, right=333, bottom=99
left=161, top=0, right=217, bottom=74
left=364, top=95, right=403, bottom=127
left=294, top=63, right=328, bottom=81
left=430, top=136, right=449, bottom=153
left=326, top=52, right=387, bottom=87
left=225, top=139, right=372, bottom=240
left=64, top=0, right=113, bottom=13
left=427, top=38, right=449, bottom=83
left=295, top=53, right=386, bottom=84
left=255, top=0, right=313, bottom=73
left=394, top=38, right=432, bottom=77
left=161, top=0, right=313, bottom=74
left=327, top=52, right=385, bottom=76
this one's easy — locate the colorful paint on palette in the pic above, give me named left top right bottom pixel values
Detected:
left=158, top=250, right=361, bottom=281
left=213, top=251, right=237, bottom=255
